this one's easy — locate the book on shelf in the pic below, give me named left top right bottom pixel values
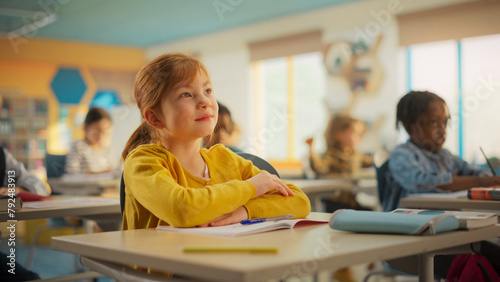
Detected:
left=391, top=208, right=498, bottom=230
left=468, top=187, right=500, bottom=201
left=0, top=195, right=23, bottom=212
left=157, top=218, right=328, bottom=237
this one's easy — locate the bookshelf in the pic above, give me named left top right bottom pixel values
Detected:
left=0, top=97, right=48, bottom=170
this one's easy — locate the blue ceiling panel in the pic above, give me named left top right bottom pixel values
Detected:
left=0, top=0, right=360, bottom=47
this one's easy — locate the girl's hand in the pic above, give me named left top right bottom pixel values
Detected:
left=246, top=171, right=294, bottom=198
left=305, top=138, right=314, bottom=147
left=198, top=206, right=249, bottom=227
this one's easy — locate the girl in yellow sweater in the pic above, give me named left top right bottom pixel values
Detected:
left=121, top=53, right=310, bottom=230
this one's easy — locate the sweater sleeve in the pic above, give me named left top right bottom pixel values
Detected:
left=450, top=153, right=491, bottom=176
left=229, top=151, right=311, bottom=219
left=64, top=142, right=83, bottom=174
left=309, top=152, right=332, bottom=175
left=4, top=149, right=50, bottom=196
left=124, top=147, right=256, bottom=228
left=389, top=147, right=452, bottom=193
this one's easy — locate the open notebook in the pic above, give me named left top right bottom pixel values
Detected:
left=157, top=218, right=328, bottom=237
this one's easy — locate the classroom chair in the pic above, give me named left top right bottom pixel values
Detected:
left=45, top=153, right=67, bottom=178
left=236, top=152, right=280, bottom=177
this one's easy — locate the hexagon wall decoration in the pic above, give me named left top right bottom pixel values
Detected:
left=90, top=90, right=122, bottom=111
left=50, top=68, right=87, bottom=105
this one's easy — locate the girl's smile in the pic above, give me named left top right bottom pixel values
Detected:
left=195, top=114, right=214, bottom=122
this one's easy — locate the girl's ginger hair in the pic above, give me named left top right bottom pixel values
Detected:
left=121, top=52, right=210, bottom=160
left=324, top=114, right=366, bottom=149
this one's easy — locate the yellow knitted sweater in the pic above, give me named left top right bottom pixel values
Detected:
left=122, top=143, right=310, bottom=230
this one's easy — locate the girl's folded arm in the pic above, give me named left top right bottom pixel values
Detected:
left=125, top=150, right=256, bottom=228
left=244, top=182, right=311, bottom=219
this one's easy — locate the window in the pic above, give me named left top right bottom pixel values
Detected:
left=253, top=52, right=327, bottom=163
left=461, top=34, right=500, bottom=162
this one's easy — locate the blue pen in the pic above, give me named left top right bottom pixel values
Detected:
left=241, top=214, right=295, bottom=225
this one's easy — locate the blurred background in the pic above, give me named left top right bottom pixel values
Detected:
left=1, top=0, right=499, bottom=178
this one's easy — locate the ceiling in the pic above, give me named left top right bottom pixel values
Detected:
left=0, top=0, right=358, bottom=48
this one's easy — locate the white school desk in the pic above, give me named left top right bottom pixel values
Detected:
left=0, top=196, right=121, bottom=231
left=288, top=178, right=377, bottom=211
left=51, top=212, right=500, bottom=282
left=48, top=178, right=119, bottom=196
left=400, top=196, right=500, bottom=212
left=0, top=197, right=121, bottom=281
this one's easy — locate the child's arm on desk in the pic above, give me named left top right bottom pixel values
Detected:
left=199, top=173, right=296, bottom=227
left=438, top=175, right=500, bottom=191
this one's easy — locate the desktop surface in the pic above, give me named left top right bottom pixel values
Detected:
left=0, top=196, right=120, bottom=222
left=401, top=196, right=500, bottom=211
left=52, top=212, right=500, bottom=282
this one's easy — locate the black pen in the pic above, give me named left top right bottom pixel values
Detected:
left=480, top=147, right=496, bottom=176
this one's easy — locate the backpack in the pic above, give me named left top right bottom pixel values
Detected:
left=447, top=254, right=500, bottom=282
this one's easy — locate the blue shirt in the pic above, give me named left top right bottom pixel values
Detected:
left=383, top=141, right=489, bottom=211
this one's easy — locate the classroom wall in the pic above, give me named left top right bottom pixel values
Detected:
left=0, top=0, right=471, bottom=162
left=146, top=0, right=467, bottom=153
left=0, top=37, right=145, bottom=155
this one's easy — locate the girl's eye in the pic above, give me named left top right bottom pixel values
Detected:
left=180, top=92, right=191, bottom=98
left=205, top=88, right=212, bottom=95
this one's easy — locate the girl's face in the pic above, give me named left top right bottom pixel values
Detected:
left=335, top=122, right=364, bottom=151
left=159, top=70, right=218, bottom=142
left=410, top=99, right=449, bottom=153
left=85, top=118, right=112, bottom=146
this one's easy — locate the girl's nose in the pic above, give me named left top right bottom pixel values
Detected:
left=197, top=93, right=211, bottom=109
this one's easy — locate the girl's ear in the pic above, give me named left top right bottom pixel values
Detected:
left=144, top=109, right=165, bottom=129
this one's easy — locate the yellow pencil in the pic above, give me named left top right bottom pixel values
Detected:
left=183, top=246, right=278, bottom=253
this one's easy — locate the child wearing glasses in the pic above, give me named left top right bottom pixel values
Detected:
left=386, top=90, right=500, bottom=212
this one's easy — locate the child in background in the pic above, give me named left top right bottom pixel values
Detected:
left=202, top=101, right=242, bottom=152
left=306, top=114, right=373, bottom=282
left=306, top=114, right=373, bottom=178
left=65, top=107, right=119, bottom=175
left=121, top=53, right=310, bottom=230
left=387, top=90, right=500, bottom=277
left=0, top=148, right=50, bottom=196
left=0, top=147, right=49, bottom=281
left=387, top=90, right=500, bottom=212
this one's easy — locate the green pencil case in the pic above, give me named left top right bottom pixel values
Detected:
left=329, top=209, right=460, bottom=235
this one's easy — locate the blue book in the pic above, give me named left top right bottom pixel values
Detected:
left=329, top=209, right=460, bottom=235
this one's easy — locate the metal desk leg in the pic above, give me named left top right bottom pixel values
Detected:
left=418, top=253, right=434, bottom=282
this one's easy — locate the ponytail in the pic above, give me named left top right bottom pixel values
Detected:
left=121, top=120, right=156, bottom=161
